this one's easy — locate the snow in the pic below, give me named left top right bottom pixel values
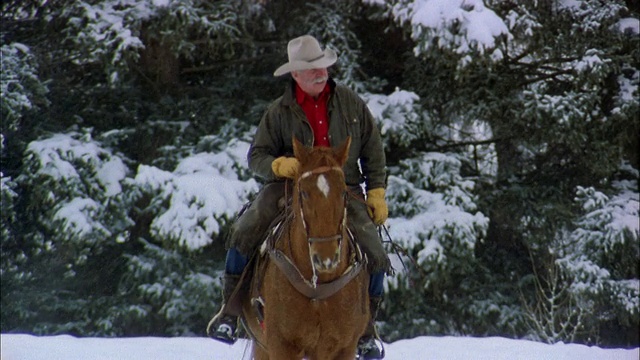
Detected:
left=608, top=180, right=640, bottom=237
left=364, top=88, right=420, bottom=137
left=572, top=50, right=606, bottom=73
left=24, top=131, right=260, bottom=251
left=615, top=17, right=640, bottom=34
left=366, top=0, right=511, bottom=56
left=1, top=42, right=39, bottom=119
left=558, top=0, right=583, bottom=10
left=134, top=140, right=260, bottom=250
left=1, top=333, right=638, bottom=360
left=153, top=0, right=170, bottom=7
left=53, top=197, right=110, bottom=238
left=618, top=72, right=638, bottom=102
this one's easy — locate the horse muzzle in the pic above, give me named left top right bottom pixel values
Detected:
left=310, top=245, right=341, bottom=273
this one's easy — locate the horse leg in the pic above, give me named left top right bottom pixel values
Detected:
left=332, top=345, right=359, bottom=360
left=306, top=341, right=356, bottom=360
left=267, top=338, right=303, bottom=360
left=308, top=344, right=357, bottom=360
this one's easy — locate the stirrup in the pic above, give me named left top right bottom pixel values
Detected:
left=356, top=335, right=385, bottom=359
left=207, top=311, right=238, bottom=345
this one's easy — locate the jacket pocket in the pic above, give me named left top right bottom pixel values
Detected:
left=346, top=115, right=361, bottom=157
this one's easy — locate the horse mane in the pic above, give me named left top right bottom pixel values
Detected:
left=301, top=146, right=339, bottom=168
left=293, top=137, right=351, bottom=182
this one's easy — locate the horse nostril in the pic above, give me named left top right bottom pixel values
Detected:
left=312, top=252, right=341, bottom=272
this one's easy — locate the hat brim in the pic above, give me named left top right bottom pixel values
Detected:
left=273, top=49, right=337, bottom=76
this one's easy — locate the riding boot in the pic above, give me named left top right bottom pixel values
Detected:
left=357, top=296, right=384, bottom=359
left=207, top=273, right=242, bottom=344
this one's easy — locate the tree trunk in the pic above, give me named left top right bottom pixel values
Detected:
left=139, top=29, right=180, bottom=90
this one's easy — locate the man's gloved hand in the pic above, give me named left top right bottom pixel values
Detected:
left=366, top=188, right=388, bottom=225
left=271, top=156, right=301, bottom=179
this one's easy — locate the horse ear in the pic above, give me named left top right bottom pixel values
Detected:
left=292, top=136, right=309, bottom=162
left=333, top=136, right=351, bottom=166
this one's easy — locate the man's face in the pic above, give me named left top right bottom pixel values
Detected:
left=292, top=68, right=328, bottom=98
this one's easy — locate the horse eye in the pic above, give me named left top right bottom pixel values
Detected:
left=301, top=191, right=309, bottom=199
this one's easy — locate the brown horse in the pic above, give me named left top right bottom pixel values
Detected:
left=241, top=137, right=369, bottom=360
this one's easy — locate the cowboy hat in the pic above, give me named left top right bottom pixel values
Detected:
left=273, top=35, right=338, bottom=76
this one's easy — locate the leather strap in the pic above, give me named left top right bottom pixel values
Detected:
left=269, top=249, right=364, bottom=300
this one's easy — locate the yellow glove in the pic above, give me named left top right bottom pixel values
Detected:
left=366, top=188, right=388, bottom=225
left=271, top=156, right=301, bottom=179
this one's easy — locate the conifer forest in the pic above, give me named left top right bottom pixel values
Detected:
left=2, top=0, right=638, bottom=348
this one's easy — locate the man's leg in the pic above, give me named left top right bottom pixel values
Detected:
left=348, top=197, right=389, bottom=359
left=208, top=182, right=286, bottom=344
left=207, top=248, right=248, bottom=343
left=358, top=271, right=385, bottom=359
left=347, top=195, right=391, bottom=274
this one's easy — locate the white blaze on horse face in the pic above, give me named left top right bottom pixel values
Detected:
left=317, top=174, right=330, bottom=197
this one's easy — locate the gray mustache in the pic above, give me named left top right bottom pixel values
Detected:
left=310, top=76, right=328, bottom=84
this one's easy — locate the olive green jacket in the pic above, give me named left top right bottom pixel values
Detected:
left=248, top=79, right=386, bottom=191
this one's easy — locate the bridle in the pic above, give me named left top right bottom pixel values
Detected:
left=296, top=165, right=348, bottom=286
left=267, top=163, right=365, bottom=300
left=297, top=165, right=348, bottom=244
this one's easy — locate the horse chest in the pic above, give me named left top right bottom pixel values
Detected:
left=263, top=276, right=365, bottom=335
left=266, top=298, right=349, bottom=347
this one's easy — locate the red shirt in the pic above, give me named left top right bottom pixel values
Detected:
left=295, top=83, right=331, bottom=147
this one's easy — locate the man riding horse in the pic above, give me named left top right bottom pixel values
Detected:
left=208, top=34, right=391, bottom=359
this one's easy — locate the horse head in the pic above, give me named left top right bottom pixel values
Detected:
left=292, top=136, right=351, bottom=275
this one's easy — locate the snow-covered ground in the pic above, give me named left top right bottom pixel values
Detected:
left=1, top=333, right=637, bottom=360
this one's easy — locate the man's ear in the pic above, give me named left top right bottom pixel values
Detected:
left=333, top=136, right=351, bottom=166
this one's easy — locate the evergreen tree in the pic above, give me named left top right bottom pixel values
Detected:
left=1, top=0, right=637, bottom=346
left=2, top=129, right=135, bottom=334
left=366, top=0, right=639, bottom=345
